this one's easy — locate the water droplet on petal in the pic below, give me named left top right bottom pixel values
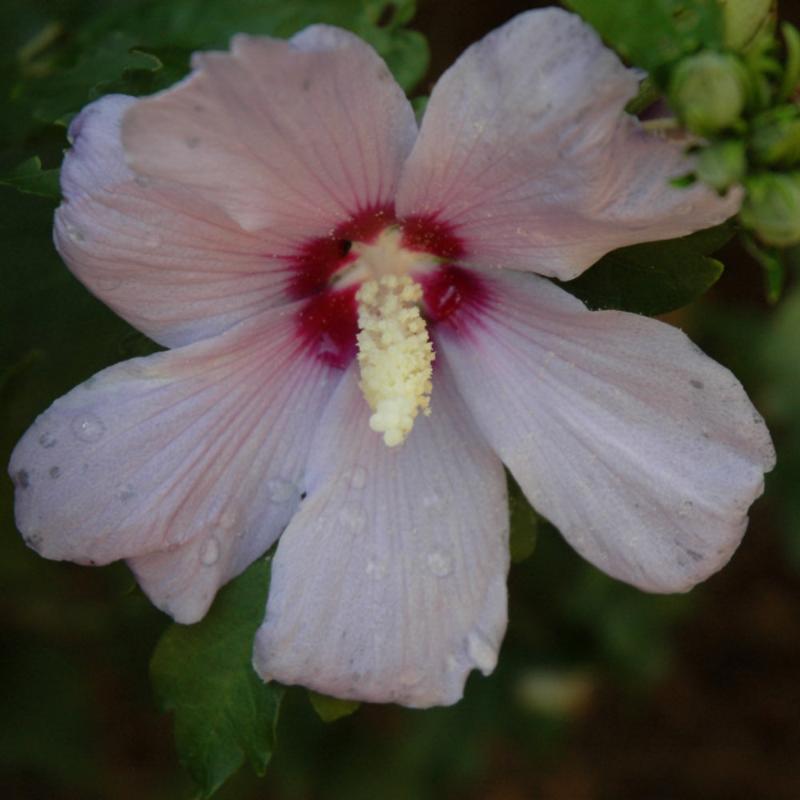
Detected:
left=422, top=493, right=441, bottom=510
left=220, top=508, right=237, bottom=530
left=200, top=536, right=220, bottom=566
left=338, top=503, right=367, bottom=533
left=365, top=556, right=387, bottom=579
left=38, top=432, right=57, bottom=449
left=63, top=221, right=86, bottom=242
left=71, top=412, right=106, bottom=443
left=399, top=668, right=423, bottom=687
left=426, top=549, right=453, bottom=577
left=348, top=466, right=367, bottom=490
left=116, top=484, right=136, bottom=502
left=467, top=631, right=497, bottom=673
left=266, top=478, right=296, bottom=504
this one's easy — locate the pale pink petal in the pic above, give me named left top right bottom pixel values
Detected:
left=396, top=8, right=738, bottom=280
left=254, top=365, right=509, bottom=708
left=437, top=269, right=774, bottom=592
left=56, top=95, right=296, bottom=348
left=122, top=27, right=417, bottom=234
left=9, top=306, right=339, bottom=622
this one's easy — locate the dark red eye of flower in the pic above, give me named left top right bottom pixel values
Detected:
left=290, top=207, right=487, bottom=372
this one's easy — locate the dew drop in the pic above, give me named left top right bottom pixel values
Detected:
left=63, top=221, right=86, bottom=242
left=439, top=284, right=458, bottom=306
left=426, top=549, right=453, bottom=577
left=422, top=492, right=442, bottom=510
left=116, top=484, right=136, bottom=502
left=467, top=631, right=497, bottom=673
left=220, top=508, right=237, bottom=530
left=38, top=431, right=57, bottom=449
left=399, top=668, right=423, bottom=687
left=266, top=477, right=296, bottom=504
left=365, top=557, right=387, bottom=579
left=200, top=536, right=220, bottom=566
left=348, top=466, right=367, bottom=490
left=71, top=412, right=106, bottom=443
left=338, top=503, right=367, bottom=533
left=678, top=499, right=695, bottom=519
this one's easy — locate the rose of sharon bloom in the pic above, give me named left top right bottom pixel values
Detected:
left=10, top=8, right=774, bottom=707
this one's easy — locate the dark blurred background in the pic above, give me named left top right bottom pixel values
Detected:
left=3, top=1, right=800, bottom=798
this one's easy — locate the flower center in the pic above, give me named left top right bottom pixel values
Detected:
left=336, top=226, right=437, bottom=286
left=290, top=210, right=487, bottom=448
left=325, top=227, right=437, bottom=447
left=356, top=275, right=435, bottom=447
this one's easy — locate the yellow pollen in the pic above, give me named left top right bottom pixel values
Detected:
left=356, top=274, right=435, bottom=447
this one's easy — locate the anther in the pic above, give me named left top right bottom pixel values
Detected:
left=356, top=275, right=434, bottom=447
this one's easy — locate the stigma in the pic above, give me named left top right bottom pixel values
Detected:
left=356, top=275, right=435, bottom=447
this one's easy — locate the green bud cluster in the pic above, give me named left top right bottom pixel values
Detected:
left=751, top=105, right=800, bottom=166
left=696, top=140, right=747, bottom=191
left=668, top=52, right=750, bottom=136
left=660, top=8, right=800, bottom=250
left=721, top=0, right=773, bottom=52
left=740, top=172, right=800, bottom=247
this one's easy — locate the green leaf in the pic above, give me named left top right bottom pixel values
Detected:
left=82, top=0, right=428, bottom=91
left=0, top=156, right=59, bottom=199
left=308, top=691, right=361, bottom=722
left=150, top=557, right=283, bottom=798
left=6, top=0, right=428, bottom=154
left=508, top=475, right=538, bottom=564
left=564, top=0, right=724, bottom=76
left=561, top=223, right=734, bottom=315
left=681, top=218, right=737, bottom=252
left=23, top=32, right=163, bottom=124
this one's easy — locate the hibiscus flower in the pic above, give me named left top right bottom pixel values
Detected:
left=9, top=8, right=774, bottom=707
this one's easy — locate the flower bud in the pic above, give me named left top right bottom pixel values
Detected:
left=740, top=172, right=800, bottom=246
left=669, top=52, right=750, bottom=136
left=696, top=140, right=747, bottom=191
left=750, top=106, right=800, bottom=166
left=720, top=0, right=773, bottom=51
